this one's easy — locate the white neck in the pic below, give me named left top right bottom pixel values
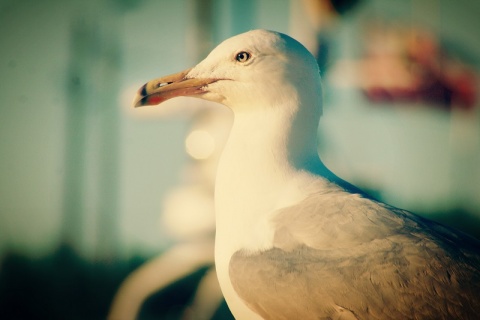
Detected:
left=214, top=99, right=324, bottom=250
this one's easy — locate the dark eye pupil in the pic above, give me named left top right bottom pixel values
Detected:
left=236, top=51, right=250, bottom=62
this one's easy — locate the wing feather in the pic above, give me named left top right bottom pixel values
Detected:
left=230, top=192, right=480, bottom=319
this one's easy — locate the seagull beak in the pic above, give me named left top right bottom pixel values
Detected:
left=133, top=68, right=219, bottom=108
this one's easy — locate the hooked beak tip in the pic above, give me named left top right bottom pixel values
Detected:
left=132, top=84, right=148, bottom=108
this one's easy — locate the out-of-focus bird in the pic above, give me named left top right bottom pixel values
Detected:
left=133, top=29, right=480, bottom=319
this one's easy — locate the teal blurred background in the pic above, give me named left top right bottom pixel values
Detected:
left=0, top=0, right=479, bottom=319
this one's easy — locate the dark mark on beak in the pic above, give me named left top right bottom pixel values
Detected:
left=140, top=84, right=147, bottom=97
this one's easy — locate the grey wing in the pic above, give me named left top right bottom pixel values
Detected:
left=229, top=193, right=480, bottom=320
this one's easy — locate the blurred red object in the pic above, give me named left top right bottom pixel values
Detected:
left=360, top=25, right=477, bottom=110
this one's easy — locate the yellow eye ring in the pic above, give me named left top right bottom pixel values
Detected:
left=235, top=51, right=251, bottom=63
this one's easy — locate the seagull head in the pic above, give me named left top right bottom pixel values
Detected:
left=134, top=29, right=322, bottom=114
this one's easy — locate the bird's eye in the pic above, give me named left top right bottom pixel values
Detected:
left=235, top=51, right=251, bottom=63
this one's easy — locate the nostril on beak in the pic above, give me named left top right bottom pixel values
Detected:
left=157, top=81, right=173, bottom=88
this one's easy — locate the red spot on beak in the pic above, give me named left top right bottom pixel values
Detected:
left=148, top=96, right=164, bottom=105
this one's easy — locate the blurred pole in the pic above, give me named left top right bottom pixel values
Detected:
left=62, top=15, right=98, bottom=254
left=62, top=2, right=124, bottom=260
left=186, top=0, right=216, bottom=136
left=187, top=0, right=257, bottom=60
left=95, top=2, right=123, bottom=261
left=188, top=0, right=215, bottom=60
left=61, top=21, right=92, bottom=250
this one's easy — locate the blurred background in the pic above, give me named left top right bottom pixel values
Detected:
left=0, top=0, right=479, bottom=319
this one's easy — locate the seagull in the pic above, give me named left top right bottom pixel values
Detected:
left=133, top=29, right=480, bottom=319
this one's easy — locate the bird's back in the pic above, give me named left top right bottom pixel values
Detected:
left=229, top=191, right=480, bottom=319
